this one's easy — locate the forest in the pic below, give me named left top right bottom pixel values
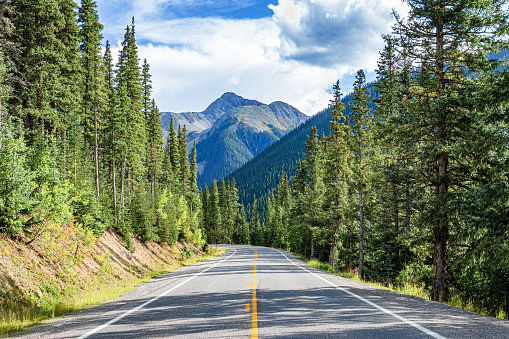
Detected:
left=228, top=0, right=509, bottom=318
left=0, top=0, right=212, bottom=253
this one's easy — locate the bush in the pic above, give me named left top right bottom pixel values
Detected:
left=396, top=263, right=432, bottom=289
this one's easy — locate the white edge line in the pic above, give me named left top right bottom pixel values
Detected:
left=76, top=248, right=237, bottom=339
left=277, top=250, right=447, bottom=339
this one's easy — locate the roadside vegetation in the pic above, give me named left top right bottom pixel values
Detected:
left=305, top=258, right=507, bottom=320
left=0, top=224, right=225, bottom=337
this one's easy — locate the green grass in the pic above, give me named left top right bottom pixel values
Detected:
left=303, top=258, right=506, bottom=320
left=0, top=248, right=226, bottom=337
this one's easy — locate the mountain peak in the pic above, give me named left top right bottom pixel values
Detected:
left=203, top=92, right=264, bottom=119
left=219, top=92, right=243, bottom=100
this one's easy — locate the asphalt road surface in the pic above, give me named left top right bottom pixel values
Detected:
left=12, top=245, right=509, bottom=338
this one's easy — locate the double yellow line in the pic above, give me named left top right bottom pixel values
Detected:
left=247, top=248, right=258, bottom=338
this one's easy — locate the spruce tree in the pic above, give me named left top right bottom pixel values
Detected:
left=250, top=196, right=262, bottom=246
left=209, top=179, right=220, bottom=246
left=325, top=80, right=350, bottom=266
left=188, top=142, right=198, bottom=213
left=347, top=69, right=373, bottom=278
left=79, top=0, right=104, bottom=197
left=147, top=99, right=163, bottom=200
left=141, top=58, right=152, bottom=119
left=179, top=125, right=190, bottom=201
left=389, top=0, right=509, bottom=301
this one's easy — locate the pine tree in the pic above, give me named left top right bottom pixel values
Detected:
left=347, top=69, right=373, bottom=278
left=168, top=118, right=180, bottom=181
left=12, top=0, right=81, bottom=146
left=179, top=125, right=190, bottom=201
left=239, top=204, right=250, bottom=245
left=201, top=185, right=210, bottom=242
left=117, top=19, right=146, bottom=188
left=209, top=180, right=220, bottom=246
left=79, top=0, right=104, bottom=197
left=141, top=58, right=152, bottom=119
left=147, top=99, right=163, bottom=200
left=302, top=127, right=326, bottom=259
left=389, top=0, right=509, bottom=301
left=325, top=81, right=350, bottom=266
left=188, top=142, right=198, bottom=213
left=250, top=196, right=262, bottom=246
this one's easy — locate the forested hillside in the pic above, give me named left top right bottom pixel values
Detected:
left=195, top=98, right=308, bottom=187
left=229, top=84, right=377, bottom=212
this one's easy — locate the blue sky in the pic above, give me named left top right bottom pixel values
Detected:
left=94, top=0, right=410, bottom=114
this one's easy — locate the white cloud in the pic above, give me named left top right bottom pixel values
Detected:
left=100, top=0, right=409, bottom=115
left=270, top=0, right=410, bottom=71
left=131, top=17, right=338, bottom=115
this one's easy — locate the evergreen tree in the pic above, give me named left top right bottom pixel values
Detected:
left=347, top=69, right=373, bottom=278
left=79, top=0, right=104, bottom=197
left=302, top=127, right=326, bottom=258
left=389, top=0, right=509, bottom=301
left=325, top=81, right=350, bottom=266
left=168, top=118, right=180, bottom=181
left=250, top=196, right=262, bottom=246
left=147, top=99, right=163, bottom=200
left=208, top=179, right=220, bottom=246
left=178, top=125, right=190, bottom=200
left=188, top=142, right=198, bottom=213
left=141, top=58, right=152, bottom=118
left=238, top=204, right=250, bottom=245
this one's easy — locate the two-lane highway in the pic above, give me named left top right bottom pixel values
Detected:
left=13, top=246, right=509, bottom=338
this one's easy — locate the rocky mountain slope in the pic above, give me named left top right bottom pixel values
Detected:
left=161, top=93, right=309, bottom=187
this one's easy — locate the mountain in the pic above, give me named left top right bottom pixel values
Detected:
left=228, top=83, right=378, bottom=211
left=160, top=93, right=309, bottom=188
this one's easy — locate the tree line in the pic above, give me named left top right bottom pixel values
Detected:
left=231, top=0, right=509, bottom=317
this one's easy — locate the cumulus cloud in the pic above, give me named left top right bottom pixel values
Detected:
left=128, top=17, right=337, bottom=114
left=98, top=0, right=409, bottom=115
left=269, top=0, right=410, bottom=71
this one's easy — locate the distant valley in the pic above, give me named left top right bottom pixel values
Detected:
left=160, top=92, right=309, bottom=187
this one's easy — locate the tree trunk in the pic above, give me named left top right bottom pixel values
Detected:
left=329, top=195, right=339, bottom=266
left=112, top=133, right=118, bottom=225
left=431, top=22, right=449, bottom=302
left=405, top=184, right=411, bottom=231
left=310, top=233, right=315, bottom=259
left=359, top=183, right=364, bottom=278
left=121, top=156, right=126, bottom=214
left=94, top=63, right=100, bottom=197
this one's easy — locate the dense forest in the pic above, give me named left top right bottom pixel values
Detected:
left=226, top=0, right=509, bottom=318
left=0, top=0, right=217, bottom=251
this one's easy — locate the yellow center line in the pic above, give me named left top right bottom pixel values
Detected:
left=245, top=303, right=250, bottom=312
left=250, top=248, right=258, bottom=339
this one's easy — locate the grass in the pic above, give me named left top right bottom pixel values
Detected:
left=303, top=258, right=506, bottom=320
left=0, top=247, right=226, bottom=337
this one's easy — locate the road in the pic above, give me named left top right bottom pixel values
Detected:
left=12, top=245, right=509, bottom=338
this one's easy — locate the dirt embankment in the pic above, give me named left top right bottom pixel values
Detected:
left=0, top=227, right=202, bottom=306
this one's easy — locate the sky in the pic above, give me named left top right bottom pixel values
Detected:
left=94, top=0, right=410, bottom=115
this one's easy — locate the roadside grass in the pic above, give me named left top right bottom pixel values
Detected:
left=303, top=258, right=507, bottom=320
left=0, top=247, right=226, bottom=337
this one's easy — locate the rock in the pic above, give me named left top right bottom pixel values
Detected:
left=121, top=247, right=134, bottom=260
